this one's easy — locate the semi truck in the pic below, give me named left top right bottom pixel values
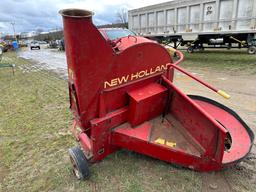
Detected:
left=128, top=0, right=256, bottom=54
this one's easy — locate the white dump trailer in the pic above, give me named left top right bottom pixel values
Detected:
left=128, top=0, right=256, bottom=54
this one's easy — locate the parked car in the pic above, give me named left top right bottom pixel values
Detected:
left=48, top=40, right=58, bottom=49
left=58, top=38, right=65, bottom=51
left=38, top=41, right=48, bottom=44
left=30, top=41, right=40, bottom=50
left=19, top=41, right=28, bottom=47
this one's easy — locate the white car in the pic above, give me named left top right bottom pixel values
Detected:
left=30, top=41, right=40, bottom=50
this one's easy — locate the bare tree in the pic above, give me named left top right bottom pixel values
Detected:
left=116, top=8, right=128, bottom=24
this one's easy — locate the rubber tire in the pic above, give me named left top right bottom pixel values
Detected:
left=68, top=146, right=90, bottom=180
left=38, top=47, right=40, bottom=50
left=187, top=46, right=194, bottom=53
left=247, top=46, right=256, bottom=54
left=199, top=47, right=204, bottom=51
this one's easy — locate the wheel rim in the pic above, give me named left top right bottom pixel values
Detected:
left=70, top=155, right=81, bottom=179
left=248, top=47, right=256, bottom=54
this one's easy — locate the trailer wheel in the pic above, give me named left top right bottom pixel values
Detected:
left=199, top=46, right=204, bottom=51
left=68, top=146, right=90, bottom=180
left=248, top=46, right=256, bottom=54
left=187, top=47, right=194, bottom=53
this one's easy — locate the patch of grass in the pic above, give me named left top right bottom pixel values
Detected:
left=0, top=52, right=74, bottom=191
left=182, top=49, right=256, bottom=74
left=0, top=51, right=202, bottom=192
left=0, top=51, right=255, bottom=192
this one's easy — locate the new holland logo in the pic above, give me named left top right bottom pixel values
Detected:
left=104, top=64, right=168, bottom=89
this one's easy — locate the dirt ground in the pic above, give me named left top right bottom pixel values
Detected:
left=175, top=66, right=256, bottom=192
left=0, top=48, right=255, bottom=192
left=175, top=50, right=256, bottom=192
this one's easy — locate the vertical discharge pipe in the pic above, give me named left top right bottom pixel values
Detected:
left=59, top=9, right=114, bottom=128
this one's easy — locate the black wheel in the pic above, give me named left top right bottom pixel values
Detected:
left=199, top=46, right=204, bottom=51
left=68, top=146, right=90, bottom=180
left=38, top=46, right=40, bottom=50
left=30, top=47, right=33, bottom=50
left=248, top=46, right=256, bottom=54
left=227, top=43, right=232, bottom=50
left=187, top=46, right=194, bottom=53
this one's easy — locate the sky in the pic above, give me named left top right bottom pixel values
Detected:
left=0, top=0, right=169, bottom=34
